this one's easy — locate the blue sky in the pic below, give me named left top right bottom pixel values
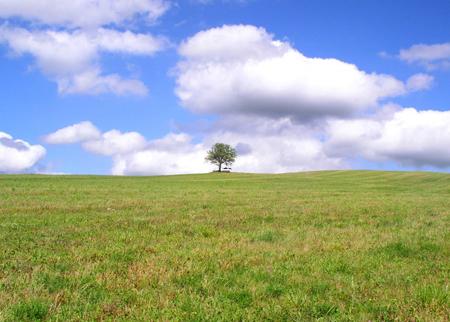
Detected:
left=1, top=0, right=450, bottom=175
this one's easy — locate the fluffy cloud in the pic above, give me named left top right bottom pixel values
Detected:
left=175, top=25, right=425, bottom=121
left=112, top=121, right=348, bottom=175
left=45, top=120, right=346, bottom=175
left=83, top=130, right=147, bottom=156
left=0, top=26, right=168, bottom=95
left=58, top=68, right=149, bottom=96
left=45, top=103, right=450, bottom=175
left=43, top=121, right=101, bottom=144
left=0, top=1, right=170, bottom=96
left=406, top=73, right=434, bottom=91
left=45, top=123, right=212, bottom=174
left=112, top=105, right=450, bottom=174
left=45, top=122, right=148, bottom=156
left=39, top=25, right=449, bottom=174
left=205, top=128, right=345, bottom=173
left=399, top=42, right=450, bottom=70
left=325, top=107, right=450, bottom=168
left=0, top=132, right=46, bottom=173
left=112, top=135, right=209, bottom=175
left=0, top=0, right=170, bottom=28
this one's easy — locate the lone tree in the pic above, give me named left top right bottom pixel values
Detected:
left=206, top=143, right=237, bottom=172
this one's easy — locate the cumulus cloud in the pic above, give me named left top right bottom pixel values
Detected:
left=325, top=107, right=450, bottom=168
left=43, top=121, right=101, bottom=144
left=0, top=132, right=46, bottom=173
left=175, top=25, right=425, bottom=121
left=83, top=130, right=147, bottom=156
left=147, top=132, right=194, bottom=152
left=112, top=118, right=349, bottom=175
left=205, top=126, right=345, bottom=173
left=0, top=26, right=168, bottom=95
left=45, top=123, right=212, bottom=174
left=0, top=0, right=170, bottom=28
left=38, top=25, right=449, bottom=174
left=112, top=128, right=346, bottom=175
left=45, top=122, right=147, bottom=155
left=406, top=73, right=434, bottom=91
left=112, top=135, right=209, bottom=175
left=44, top=103, right=450, bottom=175
left=113, top=105, right=450, bottom=174
left=45, top=120, right=346, bottom=175
left=58, top=68, right=149, bottom=96
left=399, top=42, right=450, bottom=70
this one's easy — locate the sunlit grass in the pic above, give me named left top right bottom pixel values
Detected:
left=0, top=171, right=449, bottom=320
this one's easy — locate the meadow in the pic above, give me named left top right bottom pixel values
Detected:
left=0, top=171, right=448, bottom=321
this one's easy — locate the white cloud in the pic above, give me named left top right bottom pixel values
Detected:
left=37, top=25, right=449, bottom=174
left=45, top=123, right=147, bottom=156
left=46, top=120, right=346, bottom=175
left=399, top=42, right=450, bottom=62
left=0, top=26, right=168, bottom=95
left=147, top=132, right=194, bottom=151
left=0, top=0, right=170, bottom=28
left=112, top=140, right=209, bottom=175
left=82, top=130, right=147, bottom=156
left=44, top=121, right=101, bottom=144
left=44, top=103, right=450, bottom=175
left=205, top=127, right=345, bottom=173
left=94, top=28, right=169, bottom=55
left=175, top=25, right=423, bottom=121
left=406, top=73, right=434, bottom=91
left=58, top=68, right=149, bottom=96
left=0, top=132, right=46, bottom=173
left=178, top=24, right=288, bottom=62
left=110, top=126, right=346, bottom=175
left=399, top=42, right=450, bottom=70
left=325, top=107, right=450, bottom=168
left=113, top=123, right=347, bottom=175
left=104, top=100, right=450, bottom=173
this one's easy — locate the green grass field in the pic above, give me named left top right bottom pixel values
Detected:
left=0, top=171, right=449, bottom=321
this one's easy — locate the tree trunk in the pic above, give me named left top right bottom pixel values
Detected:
left=219, top=163, right=222, bottom=172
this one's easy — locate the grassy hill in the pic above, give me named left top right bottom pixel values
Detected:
left=0, top=171, right=449, bottom=321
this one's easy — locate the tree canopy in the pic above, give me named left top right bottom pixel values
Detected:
left=205, top=143, right=237, bottom=172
